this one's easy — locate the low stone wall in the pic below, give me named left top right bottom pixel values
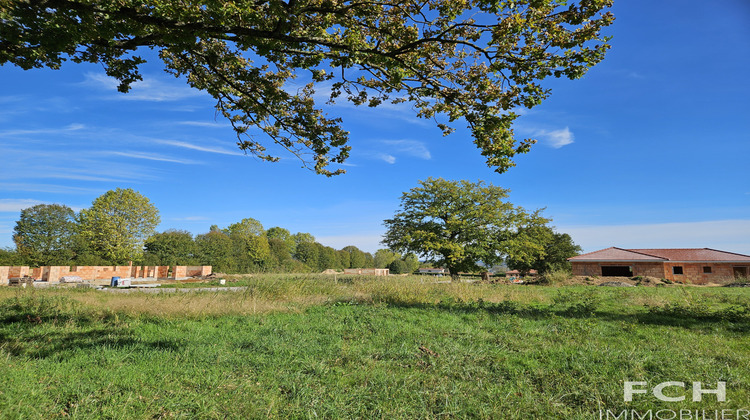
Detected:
left=0, top=265, right=212, bottom=284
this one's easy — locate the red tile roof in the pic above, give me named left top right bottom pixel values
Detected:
left=569, top=247, right=666, bottom=261
left=630, top=248, right=750, bottom=262
left=569, top=247, right=750, bottom=262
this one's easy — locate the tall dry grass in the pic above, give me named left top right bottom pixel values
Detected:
left=4, top=273, right=743, bottom=319
left=0, top=274, right=555, bottom=317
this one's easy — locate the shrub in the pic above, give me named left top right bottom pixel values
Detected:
left=539, top=269, right=572, bottom=285
left=552, top=289, right=600, bottom=316
left=388, top=259, right=411, bottom=274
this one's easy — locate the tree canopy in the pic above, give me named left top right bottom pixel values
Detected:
left=77, top=188, right=161, bottom=264
left=12, top=204, right=77, bottom=266
left=0, top=0, right=613, bottom=175
left=383, top=177, right=549, bottom=280
left=506, top=228, right=582, bottom=274
left=144, top=229, right=197, bottom=266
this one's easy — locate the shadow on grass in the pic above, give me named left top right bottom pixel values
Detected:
left=0, top=326, right=185, bottom=359
left=0, top=295, right=186, bottom=359
left=364, top=295, right=750, bottom=331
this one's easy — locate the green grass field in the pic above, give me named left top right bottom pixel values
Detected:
left=1, top=276, right=749, bottom=419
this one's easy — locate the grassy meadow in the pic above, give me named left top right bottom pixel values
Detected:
left=1, top=275, right=749, bottom=419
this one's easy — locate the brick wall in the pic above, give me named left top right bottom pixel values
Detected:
left=8, top=266, right=29, bottom=277
left=172, top=266, right=187, bottom=279
left=572, top=262, right=666, bottom=278
left=663, top=263, right=736, bottom=285
left=572, top=261, right=741, bottom=284
left=0, top=265, right=212, bottom=284
left=185, top=266, right=212, bottom=277
left=632, top=262, right=666, bottom=278
left=571, top=262, right=603, bottom=277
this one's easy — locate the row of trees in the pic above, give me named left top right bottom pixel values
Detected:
left=4, top=188, right=421, bottom=274
left=11, top=188, right=160, bottom=266
left=142, top=223, right=418, bottom=274
left=5, top=179, right=582, bottom=277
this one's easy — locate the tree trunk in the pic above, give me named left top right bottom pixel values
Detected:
left=448, top=266, right=459, bottom=282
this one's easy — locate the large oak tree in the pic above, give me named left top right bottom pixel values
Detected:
left=0, top=0, right=613, bottom=175
left=383, top=177, right=550, bottom=280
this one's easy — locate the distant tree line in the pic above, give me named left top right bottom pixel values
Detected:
left=1, top=189, right=421, bottom=274
left=2, top=182, right=581, bottom=276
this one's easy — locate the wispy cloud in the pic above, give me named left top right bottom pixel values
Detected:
left=358, top=139, right=431, bottom=164
left=0, top=199, right=47, bottom=212
left=82, top=73, right=206, bottom=102
left=0, top=145, right=159, bottom=183
left=0, top=95, right=78, bottom=122
left=154, top=139, right=241, bottom=156
left=381, top=139, right=432, bottom=160
left=101, top=151, right=201, bottom=165
left=0, top=123, right=85, bottom=138
left=177, top=121, right=231, bottom=128
left=0, top=183, right=101, bottom=194
left=289, top=82, right=431, bottom=126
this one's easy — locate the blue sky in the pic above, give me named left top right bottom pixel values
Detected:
left=1, top=0, right=749, bottom=255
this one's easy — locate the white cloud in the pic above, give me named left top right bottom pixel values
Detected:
left=377, top=153, right=397, bottom=164
left=381, top=139, right=432, bottom=160
left=0, top=199, right=47, bottom=212
left=537, top=127, right=574, bottom=148
left=560, top=220, right=750, bottom=255
left=82, top=73, right=205, bottom=102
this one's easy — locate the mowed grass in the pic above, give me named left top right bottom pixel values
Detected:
left=0, top=276, right=749, bottom=419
